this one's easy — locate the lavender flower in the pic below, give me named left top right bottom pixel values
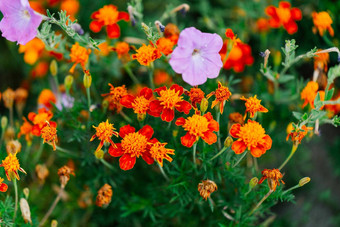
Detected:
left=169, top=27, right=223, bottom=86
left=0, top=0, right=42, bottom=45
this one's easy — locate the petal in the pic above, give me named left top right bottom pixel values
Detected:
left=154, top=86, right=167, bottom=96
left=202, top=131, right=217, bottom=145
left=262, top=135, right=272, bottom=150
left=229, top=124, right=241, bottom=138
left=119, top=125, right=135, bottom=138
left=140, top=87, right=153, bottom=99
left=108, top=143, right=123, bottom=157
left=118, top=12, right=130, bottom=21
left=181, top=132, right=196, bottom=148
left=139, top=125, right=154, bottom=139
left=279, top=1, right=291, bottom=8
left=91, top=11, right=100, bottom=19
left=208, top=120, right=219, bottom=132
left=119, top=154, right=136, bottom=170
left=175, top=101, right=191, bottom=114
left=231, top=140, right=247, bottom=154
left=161, top=108, right=175, bottom=122
left=291, top=8, right=302, bottom=20
left=284, top=21, right=298, bottom=35
left=265, top=6, right=277, bottom=17
left=120, top=95, right=135, bottom=108
left=250, top=146, right=266, bottom=158
left=89, top=20, right=103, bottom=33
left=142, top=151, right=154, bottom=165
left=106, top=24, right=120, bottom=39
left=175, top=117, right=185, bottom=126
left=149, top=100, right=163, bottom=114
left=170, top=84, right=184, bottom=95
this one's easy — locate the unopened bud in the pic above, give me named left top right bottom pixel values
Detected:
left=299, top=177, right=311, bottom=187
left=1, top=116, right=8, bottom=129
left=64, top=75, right=74, bottom=91
left=20, top=198, right=32, bottom=224
left=137, top=113, right=146, bottom=122
left=273, top=50, right=282, bottom=67
left=224, top=136, right=233, bottom=148
left=102, top=99, right=109, bottom=110
left=23, top=188, right=29, bottom=199
left=94, top=150, right=104, bottom=159
left=50, top=60, right=58, bottom=76
left=249, top=177, right=258, bottom=189
left=200, top=98, right=208, bottom=113
left=51, top=220, right=58, bottom=227
left=83, top=70, right=92, bottom=88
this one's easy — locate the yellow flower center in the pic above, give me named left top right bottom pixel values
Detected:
left=238, top=121, right=265, bottom=149
left=110, top=86, right=127, bottom=104
left=41, top=125, right=57, bottom=142
left=215, top=86, right=231, bottom=101
left=149, top=142, right=172, bottom=160
left=158, top=89, right=183, bottom=109
left=314, top=12, right=332, bottom=27
left=2, top=154, right=20, bottom=173
left=121, top=132, right=148, bottom=158
left=132, top=96, right=151, bottom=114
left=132, top=44, right=160, bottom=66
left=228, top=46, right=243, bottom=60
left=94, top=121, right=116, bottom=141
left=97, top=5, right=119, bottom=25
left=277, top=7, right=291, bottom=23
left=183, top=115, right=209, bottom=137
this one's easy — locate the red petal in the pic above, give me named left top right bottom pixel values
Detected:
left=0, top=183, right=8, bottom=192
left=175, top=101, right=191, bottom=114
left=91, top=11, right=100, bottom=19
left=265, top=6, right=277, bottom=17
left=203, top=112, right=213, bottom=121
left=229, top=124, right=241, bottom=138
left=139, top=125, right=154, bottom=139
left=161, top=108, right=175, bottom=122
left=32, top=125, right=41, bottom=136
left=106, top=24, right=120, bottom=39
left=170, top=84, right=184, bottom=95
left=147, top=109, right=161, bottom=117
left=50, top=121, right=57, bottom=127
left=231, top=140, right=247, bottom=154
left=279, top=1, right=291, bottom=8
left=142, top=151, right=155, bottom=165
left=118, top=12, right=130, bottom=21
left=89, top=21, right=103, bottom=33
left=108, top=143, right=124, bottom=157
left=28, top=112, right=36, bottom=121
left=175, top=117, right=185, bottom=126
left=119, top=125, right=135, bottom=138
left=284, top=21, right=298, bottom=35
left=119, top=154, right=136, bottom=170
left=268, top=18, right=281, bottom=28
left=250, top=146, right=266, bottom=158
left=140, top=87, right=153, bottom=99
left=262, top=135, right=272, bottom=150
left=258, top=176, right=266, bottom=184
left=120, top=95, right=135, bottom=108
left=149, top=100, right=163, bottom=114
left=208, top=120, right=219, bottom=132
left=181, top=132, right=196, bottom=148
left=154, top=86, right=167, bottom=96
left=202, top=131, right=217, bottom=145
left=291, top=8, right=302, bottom=20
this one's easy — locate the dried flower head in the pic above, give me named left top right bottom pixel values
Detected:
left=35, top=164, right=49, bottom=183
left=6, top=140, right=21, bottom=155
left=57, top=165, right=75, bottom=187
left=258, top=168, right=284, bottom=191
left=198, top=179, right=218, bottom=200
left=20, top=198, right=32, bottom=224
left=2, top=88, right=15, bottom=109
left=229, top=112, right=244, bottom=125
left=96, top=183, right=113, bottom=207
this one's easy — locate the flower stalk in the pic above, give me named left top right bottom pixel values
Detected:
left=249, top=189, right=274, bottom=215
left=278, top=144, right=298, bottom=170
left=232, top=150, right=248, bottom=168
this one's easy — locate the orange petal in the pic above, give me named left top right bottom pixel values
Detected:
left=108, top=143, right=123, bottom=157
left=202, top=131, right=217, bottom=145
left=181, top=132, right=196, bottom=148
left=119, top=125, right=135, bottom=138
left=229, top=124, right=241, bottom=138
left=139, top=125, right=154, bottom=139
left=231, top=140, right=246, bottom=154
left=119, top=154, right=136, bottom=170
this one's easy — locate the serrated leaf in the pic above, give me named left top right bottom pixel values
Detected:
left=292, top=111, right=303, bottom=120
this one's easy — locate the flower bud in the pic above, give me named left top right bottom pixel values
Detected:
left=51, top=220, right=58, bottom=227
left=20, top=198, right=32, bottom=224
left=23, top=188, right=29, bottom=199
left=50, top=60, right=58, bottom=76
left=1, top=116, right=8, bottom=129
left=102, top=99, right=109, bottom=110
left=137, top=113, right=146, bottom=122
left=249, top=177, right=258, bottom=189
left=200, top=98, right=208, bottom=113
left=65, top=75, right=74, bottom=91
left=299, top=177, right=311, bottom=187
left=273, top=50, right=282, bottom=67
left=95, top=150, right=104, bottom=159
left=224, top=136, right=233, bottom=148
left=83, top=70, right=92, bottom=88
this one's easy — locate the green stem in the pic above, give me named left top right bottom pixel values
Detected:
left=232, top=151, right=248, bottom=168
left=149, top=62, right=155, bottom=90
left=322, top=34, right=334, bottom=47
left=210, top=146, right=227, bottom=161
left=100, top=159, right=114, bottom=171
left=9, top=106, right=13, bottom=127
left=278, top=145, right=298, bottom=170
left=55, top=146, right=77, bottom=157
left=39, top=185, right=64, bottom=226
left=86, top=87, right=91, bottom=111
left=119, top=111, right=132, bottom=123
left=249, top=189, right=273, bottom=216
left=166, top=121, right=172, bottom=130
left=281, top=184, right=300, bottom=196
left=13, top=178, right=18, bottom=222
left=192, top=143, right=197, bottom=168
left=23, top=143, right=32, bottom=165
left=34, top=140, right=45, bottom=163
left=124, top=64, right=141, bottom=85
left=157, top=163, right=169, bottom=181
left=216, top=109, right=221, bottom=150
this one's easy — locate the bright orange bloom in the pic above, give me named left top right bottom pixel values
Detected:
left=149, top=84, right=191, bottom=122
left=258, top=168, right=285, bottom=191
left=265, top=1, right=302, bottom=34
left=90, top=120, right=118, bottom=152
left=31, top=61, right=49, bottom=78
left=69, top=42, right=91, bottom=73
left=18, top=38, right=45, bottom=65
left=312, top=11, right=334, bottom=37
left=96, top=184, right=112, bottom=207
left=154, top=70, right=172, bottom=86
left=28, top=108, right=53, bottom=136
left=256, top=18, right=270, bottom=32
left=149, top=141, right=174, bottom=167
left=229, top=112, right=244, bottom=125
left=164, top=23, right=180, bottom=44
left=41, top=121, right=58, bottom=151
left=60, top=0, right=80, bottom=21
left=0, top=153, right=26, bottom=181
left=240, top=95, right=268, bottom=118
left=207, top=82, right=232, bottom=114
left=176, top=112, right=219, bottom=148
left=185, top=87, right=205, bottom=109
left=198, top=179, right=218, bottom=200
left=29, top=0, right=46, bottom=15
left=18, top=118, right=33, bottom=143
left=95, top=42, right=112, bottom=57
left=314, top=50, right=329, bottom=71
left=38, top=89, right=57, bottom=109
left=90, top=4, right=129, bottom=39
left=2, top=88, right=15, bottom=109
left=0, top=177, right=8, bottom=192
left=132, top=44, right=161, bottom=66
left=112, top=41, right=130, bottom=60
left=109, top=125, right=156, bottom=170
left=286, top=125, right=313, bottom=145
left=156, top=37, right=175, bottom=56
left=102, top=84, right=128, bottom=113
left=229, top=119, right=272, bottom=158
left=301, top=81, right=319, bottom=108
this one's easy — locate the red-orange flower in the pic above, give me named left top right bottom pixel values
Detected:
left=132, top=44, right=161, bottom=66
left=286, top=125, right=313, bottom=145
left=164, top=23, right=180, bottom=44
left=102, top=84, right=128, bottom=113
left=60, top=0, right=80, bottom=21
left=256, top=18, right=270, bottom=33
left=38, top=89, right=57, bottom=109
left=41, top=121, right=58, bottom=151
left=18, top=38, right=45, bottom=65
left=154, top=70, right=173, bottom=86
left=0, top=153, right=26, bottom=181
left=149, top=85, right=191, bottom=122
left=156, top=37, right=175, bottom=56
left=17, top=117, right=33, bottom=143
left=28, top=108, right=53, bottom=136
left=112, top=41, right=130, bottom=60
left=176, top=112, right=219, bottom=148
left=240, top=95, right=268, bottom=118
left=230, top=119, right=272, bottom=158
left=90, top=120, right=118, bottom=152
left=90, top=5, right=129, bottom=39
left=0, top=178, right=8, bottom=192
left=96, top=183, right=112, bottom=207
left=265, top=1, right=302, bottom=34
left=207, top=82, right=232, bottom=114
left=185, top=87, right=205, bottom=109
left=312, top=11, right=334, bottom=37
left=258, top=168, right=285, bottom=191
left=301, top=81, right=319, bottom=108
left=108, top=125, right=155, bottom=170
left=149, top=140, right=175, bottom=167
left=69, top=42, right=91, bottom=73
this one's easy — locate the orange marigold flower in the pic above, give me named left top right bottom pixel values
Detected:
left=109, top=125, right=155, bottom=170
left=164, top=23, right=180, bottom=44
left=312, top=11, right=334, bottom=37
left=102, top=84, right=128, bottom=113
left=0, top=177, right=8, bottom=192
left=2, top=88, right=15, bottom=109
left=132, top=44, right=161, bottom=66
left=90, top=4, right=129, bottom=39
left=18, top=38, right=45, bottom=65
left=176, top=112, right=219, bottom=148
left=258, top=168, right=285, bottom=191
left=229, top=112, right=244, bottom=125
left=286, top=125, right=313, bottom=145
left=207, top=82, right=232, bottom=114
left=197, top=179, right=218, bottom=200
left=149, top=84, right=191, bottom=122
left=0, top=153, right=26, bottom=181
left=156, top=37, right=175, bottom=56
left=229, top=119, right=272, bottom=158
left=185, top=87, right=205, bottom=109
left=256, top=18, right=270, bottom=33
left=69, top=42, right=91, bottom=73
left=31, top=61, right=49, bottom=78
left=60, top=0, right=80, bottom=21
left=38, top=89, right=57, bottom=109
left=95, top=42, right=112, bottom=57
left=41, top=121, right=58, bottom=151
left=112, top=41, right=130, bottom=59
left=149, top=141, right=175, bottom=167
left=154, top=70, right=172, bottom=86
left=314, top=50, right=329, bottom=71
left=28, top=108, right=53, bottom=136
left=265, top=1, right=302, bottom=34
left=301, top=81, right=319, bottom=108
left=96, top=183, right=112, bottom=207
left=58, top=165, right=75, bottom=187
left=90, top=120, right=118, bottom=153
left=240, top=95, right=268, bottom=118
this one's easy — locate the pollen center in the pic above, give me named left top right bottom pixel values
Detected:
left=132, top=96, right=151, bottom=114
left=2, top=154, right=20, bottom=172
left=97, top=5, right=119, bottom=25
left=95, top=121, right=116, bottom=141
left=215, top=87, right=231, bottom=101
left=183, top=115, right=209, bottom=137
left=158, top=89, right=183, bottom=109
left=192, top=49, right=200, bottom=56
left=121, top=132, right=148, bottom=157
left=22, top=10, right=31, bottom=19
left=276, top=7, right=291, bottom=23
left=238, top=121, right=265, bottom=148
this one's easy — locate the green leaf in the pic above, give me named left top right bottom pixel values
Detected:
left=310, top=110, right=327, bottom=121
left=302, top=113, right=308, bottom=121
left=292, top=111, right=303, bottom=120
left=278, top=75, right=295, bottom=83
left=325, top=88, right=335, bottom=101
left=314, top=92, right=323, bottom=109
left=332, top=115, right=340, bottom=127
